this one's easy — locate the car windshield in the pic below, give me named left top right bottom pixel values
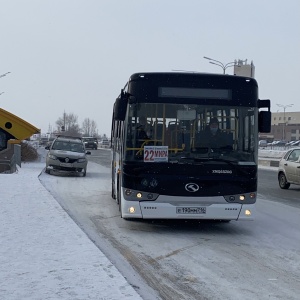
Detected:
left=52, top=141, right=84, bottom=153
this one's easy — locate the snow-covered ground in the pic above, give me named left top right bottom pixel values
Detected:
left=0, top=148, right=289, bottom=300
left=258, top=148, right=287, bottom=159
left=0, top=161, right=142, bottom=300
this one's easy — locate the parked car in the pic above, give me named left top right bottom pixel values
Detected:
left=100, top=138, right=110, bottom=147
left=291, top=140, right=300, bottom=147
left=285, top=141, right=295, bottom=146
left=278, top=147, right=300, bottom=189
left=45, top=135, right=91, bottom=176
left=82, top=137, right=98, bottom=150
left=259, top=140, right=268, bottom=147
left=272, top=140, right=286, bottom=146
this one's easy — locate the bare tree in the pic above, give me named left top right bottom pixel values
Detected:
left=82, top=118, right=97, bottom=136
left=55, top=112, right=81, bottom=136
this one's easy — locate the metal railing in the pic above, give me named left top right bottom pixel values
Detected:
left=0, top=144, right=20, bottom=174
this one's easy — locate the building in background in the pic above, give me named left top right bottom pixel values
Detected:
left=270, top=111, right=300, bottom=142
left=234, top=59, right=255, bottom=78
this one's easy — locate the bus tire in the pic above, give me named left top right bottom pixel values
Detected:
left=117, top=176, right=122, bottom=217
left=112, top=184, right=116, bottom=200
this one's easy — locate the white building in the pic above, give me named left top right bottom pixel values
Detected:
left=234, top=59, right=255, bottom=78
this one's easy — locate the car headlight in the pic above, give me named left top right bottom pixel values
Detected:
left=48, top=154, right=57, bottom=160
left=77, top=158, right=86, bottom=163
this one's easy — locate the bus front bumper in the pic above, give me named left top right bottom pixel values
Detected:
left=121, top=201, right=255, bottom=221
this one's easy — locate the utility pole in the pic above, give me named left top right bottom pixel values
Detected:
left=276, top=103, right=294, bottom=140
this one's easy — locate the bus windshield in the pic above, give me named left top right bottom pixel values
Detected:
left=124, top=102, right=257, bottom=164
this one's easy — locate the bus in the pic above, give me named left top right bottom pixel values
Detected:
left=111, top=72, right=271, bottom=221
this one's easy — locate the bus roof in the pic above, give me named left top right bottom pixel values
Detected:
left=128, top=72, right=257, bottom=85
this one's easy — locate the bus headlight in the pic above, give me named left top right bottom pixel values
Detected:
left=129, top=207, right=136, bottom=214
left=136, top=192, right=142, bottom=198
left=245, top=209, right=251, bottom=216
left=239, top=195, right=245, bottom=201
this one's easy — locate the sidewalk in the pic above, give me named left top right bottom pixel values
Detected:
left=0, top=161, right=142, bottom=300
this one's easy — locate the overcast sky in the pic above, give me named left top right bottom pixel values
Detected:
left=1, top=0, right=299, bottom=136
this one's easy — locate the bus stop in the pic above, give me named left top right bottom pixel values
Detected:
left=0, top=108, right=40, bottom=173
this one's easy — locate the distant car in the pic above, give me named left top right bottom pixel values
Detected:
left=291, top=140, right=300, bottom=147
left=45, top=135, right=91, bottom=176
left=285, top=141, right=295, bottom=146
left=100, top=139, right=109, bottom=146
left=82, top=137, right=98, bottom=150
left=271, top=140, right=286, bottom=147
left=278, top=147, right=300, bottom=189
left=259, top=140, right=268, bottom=147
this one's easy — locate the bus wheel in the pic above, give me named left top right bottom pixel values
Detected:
left=112, top=183, right=116, bottom=200
left=117, top=177, right=123, bottom=217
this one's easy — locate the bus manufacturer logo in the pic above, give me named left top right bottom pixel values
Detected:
left=65, top=157, right=69, bottom=163
left=212, top=169, right=232, bottom=174
left=185, top=183, right=199, bottom=192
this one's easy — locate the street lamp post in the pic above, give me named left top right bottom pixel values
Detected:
left=276, top=103, right=294, bottom=141
left=0, top=72, right=11, bottom=79
left=203, top=56, right=235, bottom=74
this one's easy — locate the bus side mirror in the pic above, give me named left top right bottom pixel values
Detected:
left=114, top=90, right=128, bottom=121
left=258, top=111, right=271, bottom=133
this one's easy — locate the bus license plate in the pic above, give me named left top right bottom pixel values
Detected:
left=176, top=207, right=206, bottom=214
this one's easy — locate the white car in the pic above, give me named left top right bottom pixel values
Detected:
left=259, top=140, right=268, bottom=147
left=278, top=147, right=300, bottom=189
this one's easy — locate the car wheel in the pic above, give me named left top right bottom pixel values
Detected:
left=45, top=168, right=50, bottom=174
left=82, top=169, right=86, bottom=177
left=278, top=173, right=290, bottom=189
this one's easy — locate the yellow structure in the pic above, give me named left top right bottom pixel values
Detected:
left=0, top=108, right=40, bottom=140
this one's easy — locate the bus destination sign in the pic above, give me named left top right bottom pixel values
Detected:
left=144, top=146, right=168, bottom=162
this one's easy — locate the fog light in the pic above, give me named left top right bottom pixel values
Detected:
left=147, top=193, right=153, bottom=200
left=129, top=207, right=135, bottom=214
left=125, top=189, right=132, bottom=196
left=136, top=192, right=142, bottom=198
left=229, top=196, right=235, bottom=201
left=245, top=209, right=251, bottom=216
left=250, top=193, right=256, bottom=199
left=239, top=195, right=245, bottom=201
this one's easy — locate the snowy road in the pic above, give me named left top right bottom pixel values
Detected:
left=40, top=160, right=300, bottom=300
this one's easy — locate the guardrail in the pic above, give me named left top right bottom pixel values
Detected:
left=0, top=154, right=16, bottom=173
